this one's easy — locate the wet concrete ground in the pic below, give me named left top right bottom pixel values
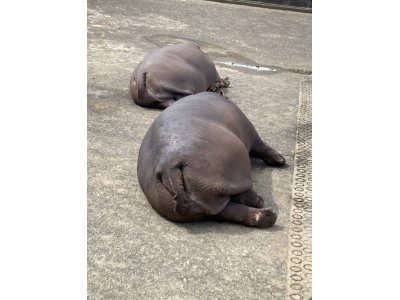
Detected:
left=88, top=0, right=311, bottom=298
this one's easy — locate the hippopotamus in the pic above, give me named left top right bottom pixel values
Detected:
left=137, top=92, right=286, bottom=227
left=130, top=44, right=229, bottom=109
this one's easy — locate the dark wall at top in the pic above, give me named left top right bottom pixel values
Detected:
left=255, top=0, right=311, bottom=8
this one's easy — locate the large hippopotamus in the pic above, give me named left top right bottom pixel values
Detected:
left=137, top=92, right=286, bottom=227
left=130, top=44, right=229, bottom=109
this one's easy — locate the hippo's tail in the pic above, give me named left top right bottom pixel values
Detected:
left=159, top=164, right=190, bottom=216
left=136, top=71, right=147, bottom=103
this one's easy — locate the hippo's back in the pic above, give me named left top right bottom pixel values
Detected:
left=158, top=92, right=258, bottom=149
left=140, top=44, right=218, bottom=80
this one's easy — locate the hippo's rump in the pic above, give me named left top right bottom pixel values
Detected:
left=130, top=44, right=220, bottom=109
left=137, top=92, right=257, bottom=218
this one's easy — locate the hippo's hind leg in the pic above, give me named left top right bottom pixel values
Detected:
left=230, top=189, right=264, bottom=208
left=208, top=202, right=277, bottom=228
left=250, top=135, right=286, bottom=167
left=157, top=99, right=175, bottom=109
left=157, top=86, right=195, bottom=109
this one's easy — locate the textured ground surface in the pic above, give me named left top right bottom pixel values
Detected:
left=88, top=0, right=311, bottom=298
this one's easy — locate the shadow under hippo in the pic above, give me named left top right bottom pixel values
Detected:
left=130, top=44, right=229, bottom=109
left=137, top=92, right=286, bottom=228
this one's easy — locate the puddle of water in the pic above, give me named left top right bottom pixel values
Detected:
left=218, top=61, right=278, bottom=72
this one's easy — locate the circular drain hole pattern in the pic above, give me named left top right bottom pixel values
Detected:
left=291, top=257, right=302, bottom=264
left=290, top=294, right=302, bottom=300
left=286, top=79, right=312, bottom=300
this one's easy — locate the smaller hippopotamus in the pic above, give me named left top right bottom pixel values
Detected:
left=137, top=92, right=286, bottom=228
left=130, top=44, right=229, bottom=109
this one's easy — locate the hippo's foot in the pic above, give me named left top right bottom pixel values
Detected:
left=261, top=148, right=286, bottom=166
left=219, top=77, right=230, bottom=88
left=210, top=202, right=277, bottom=228
left=247, top=208, right=277, bottom=228
left=250, top=137, right=286, bottom=167
left=230, top=189, right=264, bottom=208
left=207, top=77, right=230, bottom=92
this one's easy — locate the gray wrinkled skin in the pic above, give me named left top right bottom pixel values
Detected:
left=130, top=44, right=228, bottom=109
left=137, top=92, right=286, bottom=228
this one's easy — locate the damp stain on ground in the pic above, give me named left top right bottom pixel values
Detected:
left=217, top=61, right=311, bottom=75
left=218, top=61, right=279, bottom=72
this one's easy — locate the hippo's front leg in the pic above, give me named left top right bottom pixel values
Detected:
left=208, top=202, right=277, bottom=228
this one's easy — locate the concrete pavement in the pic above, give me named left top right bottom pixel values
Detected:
left=88, top=0, right=311, bottom=298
